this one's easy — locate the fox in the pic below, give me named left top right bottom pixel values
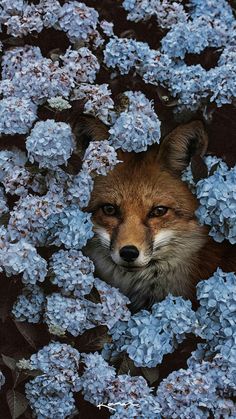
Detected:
left=82, top=119, right=235, bottom=312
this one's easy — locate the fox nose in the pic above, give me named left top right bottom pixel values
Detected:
left=119, top=245, right=140, bottom=262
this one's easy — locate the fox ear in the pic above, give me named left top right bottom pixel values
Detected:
left=72, top=115, right=109, bottom=156
left=157, top=120, right=208, bottom=175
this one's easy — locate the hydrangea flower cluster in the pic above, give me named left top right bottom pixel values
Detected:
left=44, top=278, right=131, bottom=336
left=58, top=1, right=99, bottom=43
left=81, top=352, right=162, bottom=417
left=122, top=0, right=187, bottom=28
left=89, top=278, right=131, bottom=330
left=106, top=0, right=236, bottom=112
left=109, top=91, right=161, bottom=152
left=72, top=83, right=114, bottom=124
left=82, top=140, right=120, bottom=176
left=26, top=120, right=75, bottom=169
left=67, top=170, right=94, bottom=208
left=49, top=249, right=95, bottom=297
left=156, top=355, right=236, bottom=418
left=45, top=293, right=94, bottom=336
left=182, top=155, right=236, bottom=243
left=49, top=205, right=94, bottom=250
left=196, top=162, right=236, bottom=243
left=0, top=149, right=27, bottom=182
left=2, top=2, right=44, bottom=37
left=61, top=47, right=100, bottom=84
left=19, top=342, right=81, bottom=418
left=1, top=45, right=74, bottom=104
left=0, top=236, right=47, bottom=285
left=105, top=296, right=196, bottom=367
left=104, top=37, right=151, bottom=75
left=81, top=352, right=162, bottom=418
left=26, top=378, right=76, bottom=419
left=8, top=192, right=66, bottom=246
left=81, top=352, right=116, bottom=405
left=0, top=97, right=37, bottom=135
left=195, top=269, right=236, bottom=364
left=12, top=284, right=46, bottom=323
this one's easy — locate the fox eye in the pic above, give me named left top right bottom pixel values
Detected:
left=149, top=206, right=169, bottom=217
left=102, top=204, right=117, bottom=216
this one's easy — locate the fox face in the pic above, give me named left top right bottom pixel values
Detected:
left=84, top=121, right=217, bottom=311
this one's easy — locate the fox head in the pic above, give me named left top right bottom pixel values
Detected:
left=84, top=120, right=210, bottom=310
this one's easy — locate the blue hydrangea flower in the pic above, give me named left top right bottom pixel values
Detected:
left=108, top=374, right=151, bottom=403
left=196, top=163, right=236, bottom=243
left=0, top=97, right=37, bottom=135
left=81, top=352, right=116, bottom=405
left=1, top=54, right=74, bottom=104
left=26, top=120, right=75, bottom=169
left=110, top=396, right=161, bottom=419
left=62, top=47, right=100, bottom=84
left=82, top=141, right=119, bottom=176
left=37, top=0, right=61, bottom=28
left=49, top=249, right=95, bottom=297
left=195, top=269, right=236, bottom=364
left=156, top=355, right=236, bottom=418
left=20, top=342, right=81, bottom=391
left=0, top=239, right=47, bottom=284
left=2, top=166, right=31, bottom=197
left=12, top=284, right=45, bottom=323
left=99, top=19, right=114, bottom=37
left=67, top=170, right=94, bottom=208
left=1, top=45, right=43, bottom=80
left=45, top=168, right=72, bottom=196
left=104, top=37, right=151, bottom=75
left=25, top=375, right=76, bottom=419
left=58, top=1, right=98, bottom=43
left=45, top=293, right=94, bottom=336
left=109, top=91, right=161, bottom=152
left=8, top=192, right=66, bottom=246
left=208, top=61, right=236, bottom=107
left=50, top=205, right=94, bottom=250
left=190, top=0, right=235, bottom=27
left=5, top=4, right=44, bottom=37
left=108, top=376, right=161, bottom=418
left=122, top=0, right=187, bottom=28
left=72, top=83, right=114, bottom=124
left=140, top=49, right=174, bottom=85
left=88, top=278, right=131, bottom=329
left=0, top=149, right=27, bottom=183
left=108, top=296, right=196, bottom=367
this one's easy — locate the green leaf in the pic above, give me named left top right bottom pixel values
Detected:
left=117, top=353, right=140, bottom=376
left=6, top=390, right=28, bottom=419
left=2, top=354, right=17, bottom=371
left=13, top=369, right=42, bottom=388
left=14, top=322, right=37, bottom=349
left=141, top=366, right=159, bottom=385
left=77, top=326, right=110, bottom=352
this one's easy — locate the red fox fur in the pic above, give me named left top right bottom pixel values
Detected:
left=83, top=120, right=235, bottom=312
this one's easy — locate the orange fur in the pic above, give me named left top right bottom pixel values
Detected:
left=84, top=121, right=235, bottom=312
